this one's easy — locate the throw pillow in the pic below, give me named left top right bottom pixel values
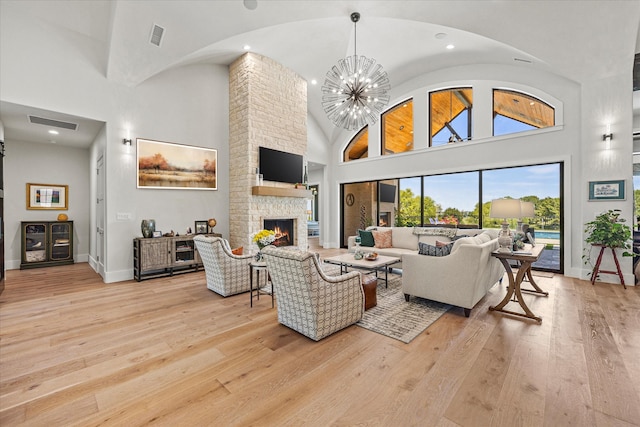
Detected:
left=418, top=241, right=454, bottom=257
left=372, top=229, right=393, bottom=248
left=435, top=240, right=450, bottom=247
left=358, top=229, right=375, bottom=247
left=231, top=246, right=243, bottom=255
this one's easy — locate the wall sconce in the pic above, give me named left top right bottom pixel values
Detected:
left=602, top=124, right=612, bottom=149
left=123, top=138, right=132, bottom=145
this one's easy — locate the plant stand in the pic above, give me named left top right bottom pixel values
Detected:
left=590, top=244, right=626, bottom=289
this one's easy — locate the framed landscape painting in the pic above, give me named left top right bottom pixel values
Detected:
left=588, top=180, right=625, bottom=201
left=137, top=139, right=217, bottom=190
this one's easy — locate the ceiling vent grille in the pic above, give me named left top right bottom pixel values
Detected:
left=28, top=115, right=78, bottom=131
left=150, top=24, right=165, bottom=47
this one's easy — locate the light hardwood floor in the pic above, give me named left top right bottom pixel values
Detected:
left=1, top=241, right=639, bottom=426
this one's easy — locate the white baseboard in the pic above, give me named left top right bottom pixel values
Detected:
left=104, top=269, right=134, bottom=283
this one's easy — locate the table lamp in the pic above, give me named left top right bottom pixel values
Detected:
left=489, top=198, right=521, bottom=252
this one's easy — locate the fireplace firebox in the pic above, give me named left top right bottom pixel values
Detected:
left=263, top=219, right=295, bottom=247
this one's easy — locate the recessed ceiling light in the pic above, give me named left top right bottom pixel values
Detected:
left=435, top=33, right=447, bottom=39
left=48, top=130, right=59, bottom=135
left=311, top=79, right=317, bottom=85
left=446, top=44, right=455, bottom=50
left=243, top=44, right=251, bottom=50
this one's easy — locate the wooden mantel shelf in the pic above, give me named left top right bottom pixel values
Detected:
left=252, top=186, right=312, bottom=198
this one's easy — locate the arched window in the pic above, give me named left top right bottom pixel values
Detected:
left=382, top=100, right=413, bottom=156
left=430, top=88, right=473, bottom=146
left=493, top=89, right=555, bottom=136
left=343, top=126, right=368, bottom=162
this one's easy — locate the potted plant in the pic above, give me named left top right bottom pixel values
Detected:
left=582, top=209, right=635, bottom=269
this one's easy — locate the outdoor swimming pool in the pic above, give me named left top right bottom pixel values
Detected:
left=534, top=230, right=560, bottom=240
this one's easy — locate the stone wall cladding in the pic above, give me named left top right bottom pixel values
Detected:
left=229, top=53, right=308, bottom=251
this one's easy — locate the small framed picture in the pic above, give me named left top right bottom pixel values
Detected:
left=153, top=231, right=162, bottom=238
left=588, top=180, right=625, bottom=201
left=195, top=220, right=208, bottom=234
left=526, top=232, right=536, bottom=247
left=26, top=183, right=68, bottom=210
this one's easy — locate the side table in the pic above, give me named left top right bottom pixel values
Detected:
left=249, top=261, right=274, bottom=308
left=489, top=244, right=548, bottom=322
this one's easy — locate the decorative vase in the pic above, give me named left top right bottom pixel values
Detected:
left=353, top=241, right=363, bottom=260
left=255, top=243, right=266, bottom=261
left=141, top=219, right=156, bottom=238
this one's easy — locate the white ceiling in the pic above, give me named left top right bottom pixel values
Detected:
left=1, top=0, right=639, bottom=149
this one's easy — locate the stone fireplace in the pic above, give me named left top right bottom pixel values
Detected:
left=263, top=218, right=296, bottom=247
left=228, top=52, right=308, bottom=250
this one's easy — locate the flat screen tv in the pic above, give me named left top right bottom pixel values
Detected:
left=259, top=147, right=303, bottom=184
left=379, top=183, right=396, bottom=203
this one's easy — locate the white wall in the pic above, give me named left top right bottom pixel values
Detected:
left=102, top=63, right=230, bottom=282
left=326, top=63, right=635, bottom=284
left=4, top=141, right=90, bottom=268
left=1, top=3, right=635, bottom=284
left=1, top=6, right=231, bottom=282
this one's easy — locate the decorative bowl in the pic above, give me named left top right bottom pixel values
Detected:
left=364, top=253, right=378, bottom=261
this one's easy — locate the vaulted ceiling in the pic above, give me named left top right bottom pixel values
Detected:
left=1, top=0, right=639, bottom=148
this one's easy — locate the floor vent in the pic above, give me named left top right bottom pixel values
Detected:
left=150, top=24, right=165, bottom=47
left=28, top=115, right=78, bottom=131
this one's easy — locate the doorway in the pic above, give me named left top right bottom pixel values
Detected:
left=95, top=154, right=105, bottom=277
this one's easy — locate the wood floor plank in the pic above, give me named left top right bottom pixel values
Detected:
left=1, top=250, right=640, bottom=426
left=576, top=281, right=640, bottom=425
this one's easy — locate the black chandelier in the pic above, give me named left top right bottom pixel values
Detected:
left=321, top=12, right=391, bottom=131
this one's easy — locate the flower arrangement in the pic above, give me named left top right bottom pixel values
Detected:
left=253, top=229, right=276, bottom=249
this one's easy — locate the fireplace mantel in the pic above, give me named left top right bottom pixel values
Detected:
left=252, top=186, right=312, bottom=198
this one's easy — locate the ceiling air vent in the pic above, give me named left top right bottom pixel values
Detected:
left=150, top=24, right=165, bottom=47
left=28, top=115, right=78, bottom=131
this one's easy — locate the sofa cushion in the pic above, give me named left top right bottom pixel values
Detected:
left=451, top=236, right=476, bottom=253
left=372, top=229, right=393, bottom=248
left=358, top=229, right=375, bottom=247
left=418, top=241, right=454, bottom=256
left=392, top=227, right=420, bottom=250
left=451, top=231, right=493, bottom=254
left=231, top=246, right=243, bottom=255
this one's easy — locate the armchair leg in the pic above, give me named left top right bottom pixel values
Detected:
left=404, top=293, right=410, bottom=302
left=463, top=308, right=471, bottom=317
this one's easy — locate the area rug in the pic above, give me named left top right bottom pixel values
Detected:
left=356, top=274, right=451, bottom=344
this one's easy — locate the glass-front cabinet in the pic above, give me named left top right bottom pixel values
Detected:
left=21, top=221, right=74, bottom=269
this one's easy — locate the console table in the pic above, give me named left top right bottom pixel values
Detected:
left=489, top=244, right=547, bottom=322
left=133, top=233, right=221, bottom=281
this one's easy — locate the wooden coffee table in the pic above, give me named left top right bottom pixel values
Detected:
left=323, top=253, right=400, bottom=288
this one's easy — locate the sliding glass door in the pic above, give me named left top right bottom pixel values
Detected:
left=341, top=162, right=563, bottom=272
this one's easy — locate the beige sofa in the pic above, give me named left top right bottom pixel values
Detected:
left=402, top=230, right=504, bottom=317
left=347, top=226, right=484, bottom=268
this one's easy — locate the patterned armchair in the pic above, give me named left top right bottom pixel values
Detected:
left=193, top=235, right=254, bottom=297
left=262, top=246, right=364, bottom=341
